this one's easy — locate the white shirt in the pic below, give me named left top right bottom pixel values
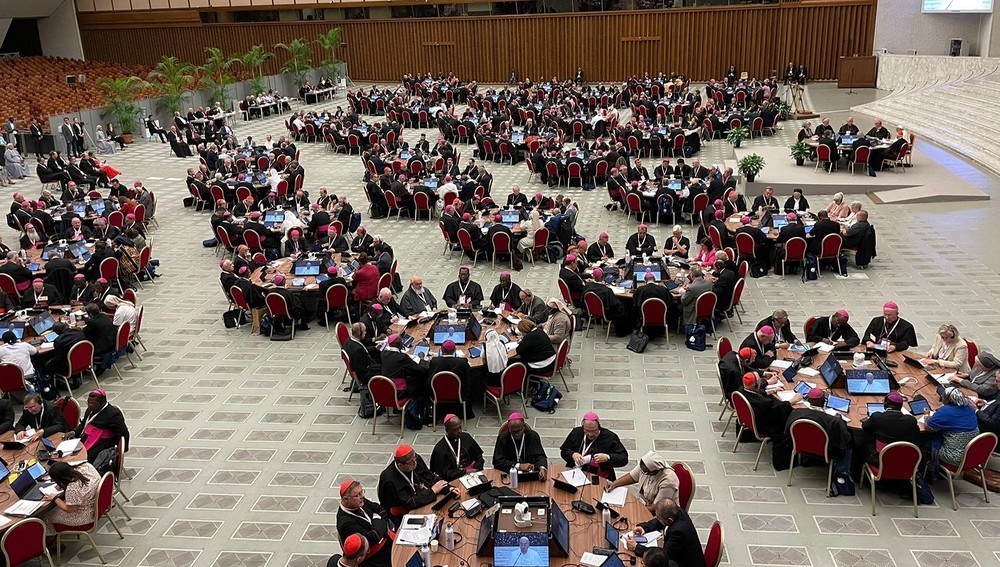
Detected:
left=0, top=342, right=38, bottom=377
left=113, top=304, right=138, bottom=329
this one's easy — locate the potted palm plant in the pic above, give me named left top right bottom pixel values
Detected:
left=148, top=55, right=196, bottom=115
left=239, top=44, right=275, bottom=96
left=276, top=37, right=314, bottom=93
left=200, top=47, right=239, bottom=107
left=790, top=140, right=810, bottom=166
left=96, top=76, right=146, bottom=143
left=315, top=27, right=343, bottom=84
left=726, top=126, right=749, bottom=148
left=738, top=153, right=766, bottom=183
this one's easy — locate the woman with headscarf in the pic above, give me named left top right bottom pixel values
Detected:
left=105, top=295, right=138, bottom=329
left=920, top=324, right=971, bottom=374
left=927, top=386, right=979, bottom=467
left=604, top=450, right=679, bottom=514
left=94, top=125, right=115, bottom=155
left=950, top=352, right=1000, bottom=401
left=483, top=329, right=509, bottom=388
left=542, top=297, right=573, bottom=346
left=516, top=209, right=543, bottom=255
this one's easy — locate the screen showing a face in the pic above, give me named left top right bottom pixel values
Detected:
left=846, top=378, right=891, bottom=395
left=493, top=532, right=549, bottom=567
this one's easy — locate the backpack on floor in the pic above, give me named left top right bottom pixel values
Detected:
left=531, top=383, right=562, bottom=413
left=802, top=253, right=818, bottom=282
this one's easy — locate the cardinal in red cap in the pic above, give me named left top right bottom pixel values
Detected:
left=560, top=411, right=629, bottom=479
left=378, top=444, right=456, bottom=525
left=429, top=413, right=485, bottom=480
left=336, top=480, right=394, bottom=566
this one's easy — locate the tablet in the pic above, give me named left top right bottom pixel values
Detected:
left=866, top=402, right=885, bottom=415
left=827, top=395, right=851, bottom=413
left=908, top=399, right=931, bottom=415
left=793, top=381, right=812, bottom=396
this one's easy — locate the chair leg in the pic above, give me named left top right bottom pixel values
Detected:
left=826, top=460, right=834, bottom=497
left=42, top=546, right=54, bottom=567
left=116, top=483, right=132, bottom=502
left=126, top=352, right=137, bottom=369
left=90, top=368, right=100, bottom=389
left=912, top=477, right=919, bottom=517
left=721, top=410, right=734, bottom=437
left=981, top=466, right=991, bottom=504
left=61, top=376, right=74, bottom=398
left=371, top=405, right=379, bottom=434
left=869, top=471, right=877, bottom=516
left=945, top=469, right=957, bottom=511
left=752, top=439, right=768, bottom=471
left=84, top=530, right=111, bottom=559
left=732, top=425, right=743, bottom=453
left=113, top=363, right=123, bottom=380
left=787, top=453, right=796, bottom=486
left=113, top=494, right=132, bottom=520
left=605, top=320, right=612, bottom=342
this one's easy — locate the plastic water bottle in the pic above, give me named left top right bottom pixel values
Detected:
left=420, top=544, right=431, bottom=566
left=444, top=524, right=455, bottom=550
left=510, top=466, right=518, bottom=489
left=602, top=505, right=612, bottom=526
left=69, top=312, right=77, bottom=326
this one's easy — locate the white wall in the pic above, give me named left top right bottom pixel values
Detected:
left=874, top=0, right=988, bottom=56
left=37, top=0, right=83, bottom=59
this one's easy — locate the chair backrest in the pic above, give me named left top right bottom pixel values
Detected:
left=457, top=228, right=476, bottom=251
left=731, top=278, right=746, bottom=308
left=229, top=285, right=248, bottom=310
left=583, top=291, right=607, bottom=321
left=61, top=396, right=81, bottom=430
left=966, top=340, right=979, bottom=363
left=335, top=322, right=350, bottom=347
left=134, top=203, right=147, bottom=224
left=873, top=442, right=922, bottom=481
left=115, top=321, right=131, bottom=352
left=0, top=273, right=18, bottom=298
left=215, top=225, right=234, bottom=249
left=108, top=210, right=124, bottom=228
left=816, top=144, right=831, bottom=161
left=731, top=391, right=764, bottom=440
left=325, top=283, right=350, bottom=311
left=952, top=432, right=998, bottom=474
left=784, top=236, right=807, bottom=262
left=803, top=316, right=817, bottom=339
left=413, top=191, right=430, bottom=211
left=854, top=146, right=871, bottom=163
left=789, top=419, right=830, bottom=461
left=818, top=233, right=842, bottom=259
left=114, top=438, right=127, bottom=482
left=704, top=520, right=725, bottom=567
left=491, top=231, right=511, bottom=253
left=0, top=362, right=25, bottom=394
left=672, top=461, right=696, bottom=512
left=67, top=340, right=95, bottom=374
left=692, top=193, right=709, bottom=213
left=99, top=256, right=120, bottom=281
left=96, top=471, right=115, bottom=521
left=734, top=232, right=756, bottom=257
left=625, top=192, right=642, bottom=213
left=533, top=228, right=550, bottom=250
left=376, top=272, right=392, bottom=292
left=717, top=337, right=732, bottom=360
left=369, top=375, right=403, bottom=408
left=554, top=339, right=570, bottom=373
left=431, top=372, right=463, bottom=404
left=695, top=291, right=717, bottom=320
left=265, top=292, right=290, bottom=318
left=557, top=279, right=572, bottom=304
left=640, top=298, right=668, bottom=327
left=501, top=363, right=528, bottom=397
left=242, top=229, right=263, bottom=252
left=735, top=260, right=748, bottom=280
left=0, top=517, right=47, bottom=567
left=341, top=350, right=357, bottom=382
left=545, top=161, right=559, bottom=177
left=137, top=247, right=151, bottom=272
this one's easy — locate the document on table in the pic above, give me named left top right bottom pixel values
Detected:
left=4, top=500, right=43, bottom=517
left=601, top=487, right=628, bottom=507
left=816, top=343, right=835, bottom=353
left=770, top=359, right=793, bottom=369
left=799, top=367, right=820, bottom=377
left=57, top=439, right=82, bottom=454
left=395, top=514, right=437, bottom=545
left=776, top=390, right=798, bottom=402
left=931, top=372, right=956, bottom=383
left=561, top=468, right=588, bottom=487
left=580, top=552, right=607, bottom=567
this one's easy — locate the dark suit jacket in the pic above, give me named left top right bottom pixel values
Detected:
left=15, top=401, right=69, bottom=437
left=21, top=284, right=63, bottom=308
left=84, top=313, right=118, bottom=354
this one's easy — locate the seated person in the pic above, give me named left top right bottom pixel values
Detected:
left=559, top=411, right=629, bottom=479
left=949, top=352, right=1000, bottom=401
left=662, top=225, right=690, bottom=259
left=927, top=387, right=979, bottom=467
left=398, top=275, right=438, bottom=316
left=429, top=415, right=484, bottom=481
left=626, top=499, right=705, bottom=566
left=604, top=450, right=678, bottom=514
left=376, top=444, right=458, bottom=525
left=64, top=389, right=129, bottom=467
left=442, top=266, right=484, bottom=308
left=863, top=301, right=917, bottom=352
left=492, top=412, right=548, bottom=477
left=807, top=310, right=860, bottom=348
left=920, top=324, right=971, bottom=374
left=625, top=224, right=657, bottom=257
left=860, top=391, right=920, bottom=463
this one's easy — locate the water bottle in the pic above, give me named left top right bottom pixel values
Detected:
left=509, top=466, right=518, bottom=489
left=602, top=505, right=612, bottom=526
left=444, top=524, right=455, bottom=550
left=420, top=544, right=431, bottom=566
left=69, top=312, right=77, bottom=326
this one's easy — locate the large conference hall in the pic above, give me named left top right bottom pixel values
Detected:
left=3, top=0, right=1000, bottom=566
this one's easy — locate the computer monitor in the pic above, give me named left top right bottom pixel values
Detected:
left=31, top=314, right=56, bottom=337
left=760, top=209, right=774, bottom=228
left=0, top=322, right=26, bottom=340
left=501, top=210, right=521, bottom=224
left=550, top=503, right=570, bottom=556
left=820, top=356, right=843, bottom=384
left=633, top=264, right=662, bottom=281
left=467, top=316, right=482, bottom=340
left=845, top=371, right=892, bottom=395
left=72, top=201, right=87, bottom=215
left=293, top=260, right=322, bottom=277
left=41, top=244, right=62, bottom=261
left=425, top=178, right=439, bottom=189
left=90, top=200, right=106, bottom=216
left=432, top=324, right=467, bottom=345
left=772, top=214, right=788, bottom=229
left=493, top=532, right=549, bottom=567
left=263, top=210, right=285, bottom=227
left=511, top=132, right=525, bottom=143
left=400, top=151, right=412, bottom=160
left=666, top=179, right=682, bottom=192
left=867, top=402, right=885, bottom=415
left=475, top=513, right=494, bottom=556
left=69, top=241, right=89, bottom=259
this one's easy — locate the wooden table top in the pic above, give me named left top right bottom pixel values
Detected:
left=389, top=466, right=649, bottom=566
left=767, top=347, right=972, bottom=430
left=249, top=253, right=345, bottom=292
left=389, top=312, right=515, bottom=369
left=0, top=430, right=88, bottom=532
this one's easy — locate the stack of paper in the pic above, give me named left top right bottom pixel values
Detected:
left=57, top=438, right=82, bottom=455
left=816, top=343, right=835, bottom=353
left=561, top=468, right=588, bottom=487
left=770, top=359, right=793, bottom=369
left=601, top=487, right=628, bottom=506
left=777, top=390, right=798, bottom=402
left=4, top=500, right=43, bottom=517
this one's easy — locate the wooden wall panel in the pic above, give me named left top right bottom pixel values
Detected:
left=78, top=1, right=876, bottom=82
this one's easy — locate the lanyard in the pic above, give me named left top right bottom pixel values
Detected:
left=395, top=464, right=416, bottom=491
left=342, top=504, right=372, bottom=525
left=636, top=236, right=646, bottom=248
left=84, top=404, right=107, bottom=428
left=446, top=437, right=462, bottom=466
left=581, top=437, right=595, bottom=456
left=882, top=317, right=900, bottom=340
left=458, top=281, right=470, bottom=295
left=513, top=434, right=525, bottom=462
left=599, top=244, right=608, bottom=256
left=34, top=407, right=44, bottom=430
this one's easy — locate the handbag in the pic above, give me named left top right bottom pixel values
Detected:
left=222, top=309, right=246, bottom=328
left=626, top=330, right=649, bottom=353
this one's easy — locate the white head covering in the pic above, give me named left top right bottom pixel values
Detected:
left=484, top=329, right=509, bottom=373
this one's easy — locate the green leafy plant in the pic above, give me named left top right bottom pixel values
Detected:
left=148, top=56, right=196, bottom=114
left=315, top=27, right=343, bottom=82
left=200, top=47, right=239, bottom=107
left=738, top=153, right=766, bottom=181
left=96, top=76, right=147, bottom=135
left=776, top=100, right=792, bottom=120
left=726, top=126, right=749, bottom=147
left=789, top=140, right=810, bottom=165
left=239, top=44, right=275, bottom=95
left=276, top=38, right=314, bottom=91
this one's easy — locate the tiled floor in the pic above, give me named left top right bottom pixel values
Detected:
left=7, top=82, right=1000, bottom=566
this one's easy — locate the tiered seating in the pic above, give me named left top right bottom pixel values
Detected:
left=0, top=56, right=153, bottom=127
left=853, top=72, right=1000, bottom=175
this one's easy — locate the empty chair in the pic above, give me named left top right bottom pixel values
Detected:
left=786, top=419, right=834, bottom=493
left=862, top=441, right=922, bottom=517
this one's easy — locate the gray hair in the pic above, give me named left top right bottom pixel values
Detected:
left=715, top=251, right=729, bottom=262
left=772, top=309, right=788, bottom=319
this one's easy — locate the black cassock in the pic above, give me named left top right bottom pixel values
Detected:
left=336, top=499, right=394, bottom=567
left=376, top=455, right=442, bottom=524
left=442, top=280, right=484, bottom=307
left=559, top=427, right=629, bottom=480
left=429, top=432, right=485, bottom=481
left=625, top=233, right=657, bottom=257
left=492, top=428, right=548, bottom=471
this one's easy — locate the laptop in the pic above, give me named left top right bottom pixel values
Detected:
left=826, top=395, right=851, bottom=413
left=552, top=477, right=579, bottom=493
left=0, top=321, right=26, bottom=340
left=592, top=521, right=618, bottom=555
left=501, top=210, right=521, bottom=225
left=405, top=552, right=423, bottom=567
left=31, top=314, right=58, bottom=342
left=72, top=201, right=87, bottom=215
left=293, top=260, right=322, bottom=276
left=772, top=214, right=788, bottom=229
left=845, top=370, right=892, bottom=395
left=69, top=241, right=90, bottom=259
left=550, top=502, right=570, bottom=556
left=867, top=402, right=885, bottom=415
left=793, top=381, right=812, bottom=396
left=511, top=132, right=525, bottom=143
left=10, top=467, right=52, bottom=501
left=90, top=200, right=106, bottom=216
left=41, top=244, right=62, bottom=261
left=804, top=225, right=813, bottom=234
left=400, top=151, right=412, bottom=160
left=633, top=264, right=662, bottom=281
left=467, top=316, right=482, bottom=340
left=469, top=346, right=482, bottom=358
left=424, top=178, right=439, bottom=189
left=493, top=531, right=549, bottom=567
left=263, top=210, right=285, bottom=228
left=475, top=513, right=494, bottom=556
left=602, top=554, right=626, bottom=567
left=432, top=324, right=466, bottom=345
left=903, top=356, right=924, bottom=368
left=819, top=356, right=843, bottom=384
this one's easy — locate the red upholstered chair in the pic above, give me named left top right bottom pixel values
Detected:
left=368, top=376, right=411, bottom=436
left=704, top=521, right=726, bottom=567
left=384, top=190, right=406, bottom=220
left=850, top=145, right=871, bottom=175
left=966, top=340, right=979, bottom=363
left=457, top=228, right=486, bottom=266
left=939, top=432, right=997, bottom=510
left=215, top=225, right=235, bottom=260
left=716, top=337, right=735, bottom=428
left=59, top=396, right=82, bottom=430
left=243, top=230, right=264, bottom=253
left=413, top=192, right=432, bottom=221
left=528, top=339, right=571, bottom=391
left=815, top=143, right=834, bottom=174
left=671, top=461, right=696, bottom=512
left=335, top=322, right=350, bottom=348
left=57, top=341, right=99, bottom=397
left=430, top=371, right=465, bottom=429
left=863, top=441, right=922, bottom=517
left=545, top=161, right=562, bottom=186
left=0, top=273, right=19, bottom=300
left=717, top=337, right=733, bottom=360
left=625, top=192, right=647, bottom=223
left=108, top=210, right=124, bottom=228
left=0, top=362, right=27, bottom=400
left=725, top=278, right=747, bottom=330
left=439, top=221, right=459, bottom=257
left=692, top=291, right=718, bottom=338
left=265, top=293, right=295, bottom=339
left=525, top=159, right=537, bottom=182
left=816, top=234, right=843, bottom=276
left=730, top=391, right=771, bottom=470
left=54, top=472, right=122, bottom=565
left=750, top=116, right=764, bottom=139
left=112, top=322, right=136, bottom=378
left=583, top=291, right=612, bottom=341
left=479, top=363, right=528, bottom=426
left=734, top=232, right=756, bottom=266
left=528, top=228, right=550, bottom=266
left=491, top=231, right=513, bottom=270
left=639, top=298, right=668, bottom=344
left=341, top=351, right=362, bottom=402
left=566, top=162, right=583, bottom=188
left=708, top=224, right=723, bottom=250
left=691, top=193, right=709, bottom=227
left=1, top=518, right=54, bottom=567
left=781, top=236, right=808, bottom=276
left=324, top=284, right=351, bottom=329
left=99, top=257, right=123, bottom=294
left=787, top=419, right=834, bottom=492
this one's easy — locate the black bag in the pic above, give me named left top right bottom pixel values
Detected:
left=349, top=212, right=362, bottom=233
left=749, top=263, right=768, bottom=278
left=222, top=309, right=246, bottom=328
left=802, top=253, right=818, bottom=282
left=531, top=383, right=562, bottom=413
left=358, top=388, right=375, bottom=419
left=183, top=196, right=195, bottom=208
left=626, top=330, right=649, bottom=353
left=404, top=399, right=425, bottom=430
left=203, top=238, right=218, bottom=248
left=684, top=324, right=707, bottom=351
left=838, top=253, right=849, bottom=277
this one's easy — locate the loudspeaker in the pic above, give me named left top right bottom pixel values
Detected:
left=65, top=74, right=77, bottom=85
left=950, top=38, right=964, bottom=57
